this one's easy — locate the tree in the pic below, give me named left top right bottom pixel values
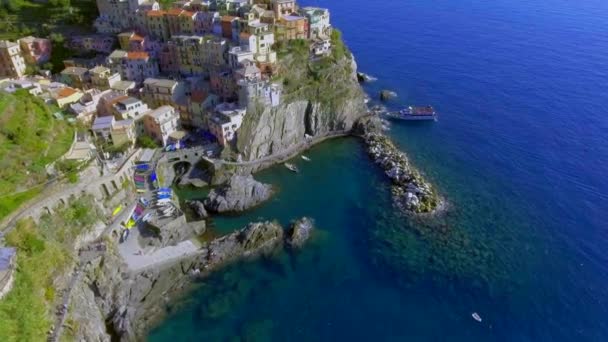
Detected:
left=137, top=136, right=159, bottom=148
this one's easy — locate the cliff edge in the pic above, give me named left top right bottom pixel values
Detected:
left=237, top=36, right=367, bottom=161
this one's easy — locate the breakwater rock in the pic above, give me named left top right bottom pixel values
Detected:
left=204, top=174, right=273, bottom=213
left=364, top=134, right=441, bottom=213
left=205, top=220, right=284, bottom=266
left=285, top=217, right=315, bottom=248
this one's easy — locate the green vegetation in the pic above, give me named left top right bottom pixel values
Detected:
left=0, top=196, right=101, bottom=342
left=0, top=0, right=97, bottom=41
left=271, top=30, right=359, bottom=110
left=0, top=90, right=75, bottom=220
left=137, top=136, right=160, bottom=149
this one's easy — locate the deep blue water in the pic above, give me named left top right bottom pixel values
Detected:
left=150, top=0, right=608, bottom=340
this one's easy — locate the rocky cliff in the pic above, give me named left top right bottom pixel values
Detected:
left=236, top=47, right=367, bottom=161
left=204, top=174, right=274, bottom=213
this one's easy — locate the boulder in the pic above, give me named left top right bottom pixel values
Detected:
left=204, top=174, right=273, bottom=213
left=380, top=90, right=397, bottom=101
left=285, top=217, right=315, bottom=248
left=186, top=200, right=208, bottom=219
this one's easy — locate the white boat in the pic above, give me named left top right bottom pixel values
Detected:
left=386, top=106, right=438, bottom=121
left=141, top=213, right=153, bottom=222
left=284, top=163, right=299, bottom=173
left=301, top=155, right=311, bottom=162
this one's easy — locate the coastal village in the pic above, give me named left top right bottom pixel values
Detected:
left=0, top=0, right=333, bottom=154
left=0, top=0, right=440, bottom=340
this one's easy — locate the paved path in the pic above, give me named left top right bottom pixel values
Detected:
left=209, top=131, right=349, bottom=167
left=117, top=221, right=201, bottom=273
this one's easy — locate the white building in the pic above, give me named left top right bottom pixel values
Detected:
left=0, top=41, right=26, bottom=78
left=69, top=89, right=106, bottom=123
left=208, top=102, right=246, bottom=146
left=112, top=96, right=150, bottom=120
left=228, top=46, right=254, bottom=69
left=238, top=79, right=281, bottom=108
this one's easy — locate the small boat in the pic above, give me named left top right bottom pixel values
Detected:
left=386, top=106, right=437, bottom=121
left=301, top=155, right=311, bottom=162
left=141, top=213, right=153, bottom=222
left=284, top=163, right=299, bottom=173
left=472, top=312, right=482, bottom=322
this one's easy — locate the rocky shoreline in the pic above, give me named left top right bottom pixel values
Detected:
left=69, top=217, right=315, bottom=341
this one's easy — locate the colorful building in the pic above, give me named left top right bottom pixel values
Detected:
left=143, top=105, right=181, bottom=147
left=300, top=7, right=331, bottom=39
left=0, top=40, right=26, bottom=78
left=17, top=36, right=52, bottom=65
left=108, top=50, right=160, bottom=84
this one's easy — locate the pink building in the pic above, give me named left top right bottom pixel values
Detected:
left=18, top=36, right=52, bottom=65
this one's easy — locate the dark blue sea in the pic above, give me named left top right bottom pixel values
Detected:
left=149, top=0, right=608, bottom=340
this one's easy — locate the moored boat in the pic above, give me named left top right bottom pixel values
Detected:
left=301, top=155, right=311, bottom=161
left=386, top=106, right=437, bottom=121
left=284, top=163, right=300, bottom=173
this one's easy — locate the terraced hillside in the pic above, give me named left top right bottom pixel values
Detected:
left=0, top=90, right=74, bottom=220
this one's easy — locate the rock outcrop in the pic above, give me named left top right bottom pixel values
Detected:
left=204, top=174, right=273, bottom=213
left=186, top=200, right=208, bottom=219
left=364, top=134, right=441, bottom=213
left=285, top=217, right=315, bottom=248
left=205, top=220, right=284, bottom=266
left=380, top=90, right=397, bottom=101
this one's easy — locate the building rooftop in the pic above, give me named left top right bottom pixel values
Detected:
left=144, top=78, right=178, bottom=89
left=92, top=115, right=115, bottom=130
left=61, top=67, right=89, bottom=76
left=90, top=66, right=110, bottom=74
left=221, top=15, right=238, bottom=22
left=56, top=87, right=80, bottom=98
left=0, top=40, right=18, bottom=48
left=147, top=10, right=166, bottom=17
left=147, top=105, right=175, bottom=121
left=126, top=51, right=149, bottom=60
left=113, top=119, right=134, bottom=129
left=282, top=14, right=306, bottom=21
left=117, top=97, right=141, bottom=106
left=109, top=50, right=129, bottom=59
left=111, top=81, right=136, bottom=91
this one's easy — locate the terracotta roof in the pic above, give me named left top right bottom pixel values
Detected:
left=190, top=90, right=208, bottom=103
left=166, top=8, right=183, bottom=16
left=126, top=51, right=149, bottom=60
left=57, top=87, right=79, bottom=98
left=180, top=10, right=195, bottom=17
left=130, top=34, right=145, bottom=41
left=147, top=10, right=166, bottom=17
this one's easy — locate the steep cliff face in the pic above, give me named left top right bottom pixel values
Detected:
left=237, top=52, right=367, bottom=161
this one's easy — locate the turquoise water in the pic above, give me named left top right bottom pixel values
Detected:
left=150, top=0, right=608, bottom=340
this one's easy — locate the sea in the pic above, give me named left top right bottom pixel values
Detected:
left=149, top=0, right=608, bottom=340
